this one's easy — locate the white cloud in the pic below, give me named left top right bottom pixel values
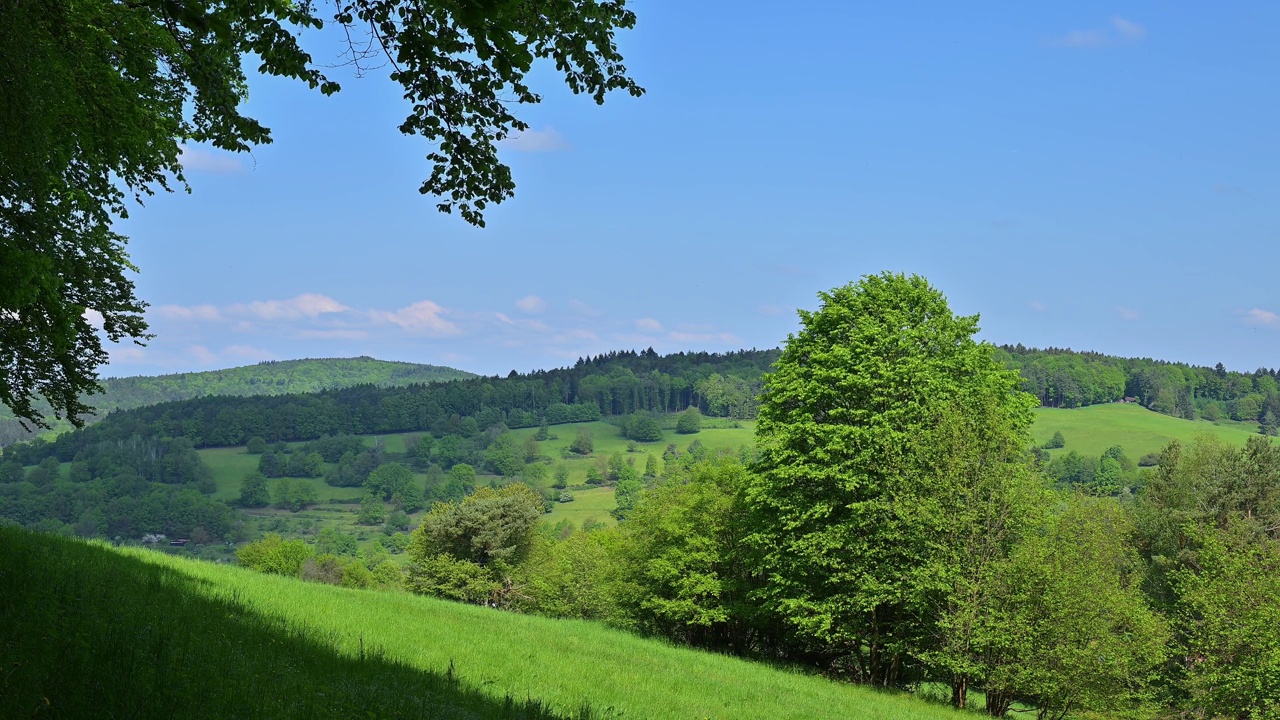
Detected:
left=233, top=293, right=348, bottom=321
left=515, top=295, right=546, bottom=313
left=1112, top=17, right=1146, bottom=40
left=155, top=303, right=223, bottom=322
left=1245, top=308, right=1280, bottom=327
left=1051, top=18, right=1145, bottom=48
left=178, top=145, right=244, bottom=174
left=371, top=300, right=460, bottom=336
left=499, top=126, right=569, bottom=153
left=109, top=346, right=146, bottom=363
left=83, top=309, right=105, bottom=329
left=569, top=299, right=603, bottom=317
left=188, top=345, right=218, bottom=364
left=1054, top=29, right=1108, bottom=47
left=635, top=318, right=663, bottom=332
left=1029, top=300, right=1046, bottom=312
left=1116, top=306, right=1140, bottom=321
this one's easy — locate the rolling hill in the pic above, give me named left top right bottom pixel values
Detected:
left=0, top=357, right=474, bottom=446
left=1, top=526, right=964, bottom=720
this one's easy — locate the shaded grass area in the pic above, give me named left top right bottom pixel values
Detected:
left=1031, top=403, right=1261, bottom=459
left=0, top=528, right=967, bottom=720
left=0, top=528, right=577, bottom=720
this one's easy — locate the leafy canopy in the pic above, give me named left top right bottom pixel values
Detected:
left=748, top=272, right=1036, bottom=687
left=1, top=0, right=642, bottom=428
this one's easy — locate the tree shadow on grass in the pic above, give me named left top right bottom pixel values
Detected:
left=0, top=528, right=602, bottom=720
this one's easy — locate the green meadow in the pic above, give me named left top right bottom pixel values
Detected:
left=0, top=526, right=967, bottom=720
left=198, top=420, right=757, bottom=534
left=194, top=407, right=1263, bottom=541
left=1030, top=403, right=1262, bottom=459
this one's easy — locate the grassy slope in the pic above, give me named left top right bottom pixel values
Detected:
left=0, top=527, right=964, bottom=720
left=1030, top=403, right=1261, bottom=459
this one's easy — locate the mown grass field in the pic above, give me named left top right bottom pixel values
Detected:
left=545, top=486, right=618, bottom=528
left=0, top=527, right=968, bottom=720
left=1030, top=403, right=1261, bottom=459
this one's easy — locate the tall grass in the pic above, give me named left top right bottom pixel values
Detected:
left=0, top=527, right=966, bottom=720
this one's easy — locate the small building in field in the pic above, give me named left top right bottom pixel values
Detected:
left=169, top=539, right=189, bottom=547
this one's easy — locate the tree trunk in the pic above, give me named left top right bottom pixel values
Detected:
left=985, top=689, right=1012, bottom=717
left=951, top=675, right=968, bottom=709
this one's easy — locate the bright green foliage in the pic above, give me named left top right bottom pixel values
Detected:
left=976, top=496, right=1168, bottom=718
left=1173, top=526, right=1280, bottom=719
left=624, top=412, right=664, bottom=442
left=238, top=471, right=270, bottom=508
left=1, top=0, right=640, bottom=427
left=315, top=528, right=358, bottom=556
left=363, top=462, right=421, bottom=510
left=749, top=273, right=1037, bottom=688
left=1133, top=436, right=1280, bottom=716
left=1043, top=430, right=1065, bottom=449
left=610, top=479, right=642, bottom=521
left=606, top=452, right=627, bottom=482
left=484, top=433, right=524, bottom=476
left=356, top=494, right=386, bottom=525
left=617, top=458, right=757, bottom=650
left=675, top=408, right=703, bottom=434
left=552, top=464, right=569, bottom=489
left=408, top=483, right=545, bottom=605
left=644, top=454, right=659, bottom=478
left=910, top=385, right=1043, bottom=709
left=514, top=529, right=625, bottom=622
left=236, top=533, right=314, bottom=576
left=274, top=478, right=319, bottom=512
left=570, top=428, right=594, bottom=455
left=522, top=462, right=548, bottom=485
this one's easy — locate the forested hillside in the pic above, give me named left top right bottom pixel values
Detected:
left=0, top=357, right=474, bottom=447
left=4, top=349, right=776, bottom=462
left=1000, top=345, right=1280, bottom=431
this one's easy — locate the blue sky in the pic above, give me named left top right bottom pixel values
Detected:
left=110, top=1, right=1280, bottom=377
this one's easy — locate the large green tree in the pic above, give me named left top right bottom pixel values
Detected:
left=747, top=272, right=1037, bottom=688
left=1, top=0, right=642, bottom=427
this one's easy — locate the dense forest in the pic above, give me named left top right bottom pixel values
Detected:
left=0, top=357, right=474, bottom=447
left=2, top=349, right=776, bottom=464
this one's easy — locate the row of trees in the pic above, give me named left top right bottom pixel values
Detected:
left=1001, top=345, right=1280, bottom=426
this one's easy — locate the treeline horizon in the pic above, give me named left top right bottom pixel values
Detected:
left=3, top=349, right=776, bottom=464
left=6, top=343, right=1280, bottom=466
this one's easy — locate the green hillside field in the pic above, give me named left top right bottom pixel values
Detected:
left=198, top=420, right=756, bottom=539
left=1030, top=403, right=1262, bottom=459
left=0, top=526, right=966, bottom=720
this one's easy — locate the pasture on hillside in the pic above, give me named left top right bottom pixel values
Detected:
left=198, top=419, right=757, bottom=536
left=0, top=527, right=970, bottom=720
left=1030, top=403, right=1261, bottom=459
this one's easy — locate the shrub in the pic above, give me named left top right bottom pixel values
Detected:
left=237, top=534, right=314, bottom=576
left=675, top=408, right=702, bottom=435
